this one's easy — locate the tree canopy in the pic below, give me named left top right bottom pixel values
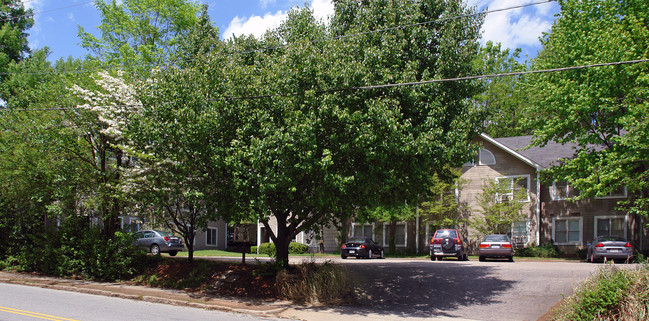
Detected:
left=524, top=0, right=649, bottom=216
left=0, top=0, right=33, bottom=81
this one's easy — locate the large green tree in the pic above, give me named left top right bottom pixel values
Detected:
left=228, top=0, right=483, bottom=267
left=524, top=0, right=649, bottom=216
left=0, top=0, right=33, bottom=82
left=78, top=0, right=202, bottom=75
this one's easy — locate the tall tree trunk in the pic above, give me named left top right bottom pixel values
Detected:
left=389, top=220, right=397, bottom=254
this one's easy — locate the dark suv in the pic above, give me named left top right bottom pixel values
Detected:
left=430, top=229, right=468, bottom=261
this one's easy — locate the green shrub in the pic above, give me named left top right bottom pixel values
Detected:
left=0, top=215, right=146, bottom=281
left=258, top=242, right=276, bottom=256
left=553, top=264, right=649, bottom=320
left=250, top=246, right=258, bottom=254
left=289, top=242, right=309, bottom=254
left=516, top=242, right=561, bottom=258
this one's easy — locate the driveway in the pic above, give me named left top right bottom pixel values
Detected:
left=279, top=258, right=617, bottom=321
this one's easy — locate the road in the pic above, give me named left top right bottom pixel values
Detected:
left=0, top=283, right=280, bottom=321
left=278, top=257, right=618, bottom=321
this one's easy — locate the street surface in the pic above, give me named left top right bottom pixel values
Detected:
left=0, top=283, right=280, bottom=321
left=279, top=257, right=621, bottom=321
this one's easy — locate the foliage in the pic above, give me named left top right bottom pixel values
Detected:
left=418, top=170, right=471, bottom=228
left=469, top=177, right=528, bottom=236
left=553, top=264, right=649, bottom=321
left=78, top=0, right=202, bottom=75
left=258, top=243, right=277, bottom=256
left=276, top=260, right=352, bottom=304
left=473, top=41, right=529, bottom=137
left=289, top=242, right=309, bottom=254
left=515, top=243, right=561, bottom=258
left=0, top=215, right=147, bottom=281
left=524, top=0, right=649, bottom=217
left=0, top=0, right=33, bottom=80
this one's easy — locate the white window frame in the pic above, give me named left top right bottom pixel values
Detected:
left=551, top=180, right=576, bottom=201
left=496, top=174, right=531, bottom=202
left=382, top=222, right=407, bottom=247
left=206, top=227, right=218, bottom=247
left=595, top=186, right=627, bottom=199
left=352, top=222, right=375, bottom=239
left=552, top=216, right=583, bottom=246
left=478, top=149, right=496, bottom=166
left=594, top=215, right=627, bottom=239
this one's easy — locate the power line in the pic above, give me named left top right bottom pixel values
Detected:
left=0, top=0, right=556, bottom=76
left=5, top=57, right=648, bottom=111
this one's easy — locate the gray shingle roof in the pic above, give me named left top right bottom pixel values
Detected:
left=489, top=135, right=583, bottom=169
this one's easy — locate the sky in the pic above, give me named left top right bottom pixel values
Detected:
left=21, top=0, right=560, bottom=63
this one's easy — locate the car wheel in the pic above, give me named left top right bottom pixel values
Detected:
left=150, top=244, right=160, bottom=256
left=341, top=255, right=347, bottom=259
left=379, top=249, right=385, bottom=259
left=431, top=255, right=436, bottom=261
left=464, top=254, right=469, bottom=261
left=168, top=251, right=178, bottom=257
left=367, top=249, right=373, bottom=259
left=356, top=256, right=361, bottom=259
left=479, top=256, right=485, bottom=262
left=442, top=237, right=455, bottom=251
left=508, top=256, right=514, bottom=262
left=437, top=256, right=443, bottom=261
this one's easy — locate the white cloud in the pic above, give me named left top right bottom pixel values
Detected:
left=260, top=0, right=277, bottom=9
left=479, top=0, right=556, bottom=50
left=223, top=0, right=334, bottom=40
left=310, top=0, right=334, bottom=22
left=223, top=11, right=287, bottom=40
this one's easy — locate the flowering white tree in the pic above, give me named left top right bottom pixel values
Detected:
left=67, top=71, right=141, bottom=234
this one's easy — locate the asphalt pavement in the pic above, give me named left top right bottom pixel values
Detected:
left=0, top=257, right=622, bottom=321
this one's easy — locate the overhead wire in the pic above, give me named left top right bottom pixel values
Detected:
left=4, top=57, right=648, bottom=111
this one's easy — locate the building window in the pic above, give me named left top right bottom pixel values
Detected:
left=596, top=186, right=627, bottom=199
left=352, top=223, right=374, bottom=238
left=551, top=181, right=581, bottom=200
left=496, top=175, right=531, bottom=202
left=511, top=221, right=528, bottom=244
left=479, top=149, right=496, bottom=166
left=553, top=217, right=582, bottom=245
left=206, top=227, right=218, bottom=246
left=383, top=222, right=407, bottom=247
left=595, top=216, right=626, bottom=238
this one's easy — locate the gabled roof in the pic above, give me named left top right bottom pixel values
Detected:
left=480, top=134, right=583, bottom=170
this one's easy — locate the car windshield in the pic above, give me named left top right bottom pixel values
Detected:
left=435, top=230, right=457, bottom=238
left=348, top=237, right=368, bottom=243
left=483, top=235, right=510, bottom=242
left=597, top=236, right=626, bottom=242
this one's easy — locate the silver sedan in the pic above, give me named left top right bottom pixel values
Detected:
left=133, top=230, right=185, bottom=256
left=478, top=234, right=514, bottom=262
left=587, top=235, right=634, bottom=263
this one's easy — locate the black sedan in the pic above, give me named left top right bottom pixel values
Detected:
left=341, top=236, right=384, bottom=259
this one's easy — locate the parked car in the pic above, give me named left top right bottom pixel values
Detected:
left=478, top=234, right=514, bottom=262
left=133, top=230, right=185, bottom=256
left=430, top=229, right=468, bottom=261
left=341, top=236, right=384, bottom=259
left=586, top=235, right=634, bottom=263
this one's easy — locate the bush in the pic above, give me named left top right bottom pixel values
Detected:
left=289, top=242, right=309, bottom=254
left=258, top=242, right=276, bottom=256
left=516, top=242, right=561, bottom=258
left=250, top=246, right=257, bottom=254
left=276, top=259, right=352, bottom=304
left=0, top=215, right=146, bottom=281
left=553, top=263, right=649, bottom=320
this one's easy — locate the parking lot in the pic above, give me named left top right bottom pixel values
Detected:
left=280, top=257, right=622, bottom=321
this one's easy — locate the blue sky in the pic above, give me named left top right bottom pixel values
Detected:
left=23, top=0, right=560, bottom=63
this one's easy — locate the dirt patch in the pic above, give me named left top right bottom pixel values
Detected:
left=129, top=259, right=279, bottom=299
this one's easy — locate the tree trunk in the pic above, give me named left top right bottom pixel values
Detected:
left=389, top=221, right=397, bottom=254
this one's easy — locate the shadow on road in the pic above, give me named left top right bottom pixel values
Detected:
left=307, top=260, right=516, bottom=319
